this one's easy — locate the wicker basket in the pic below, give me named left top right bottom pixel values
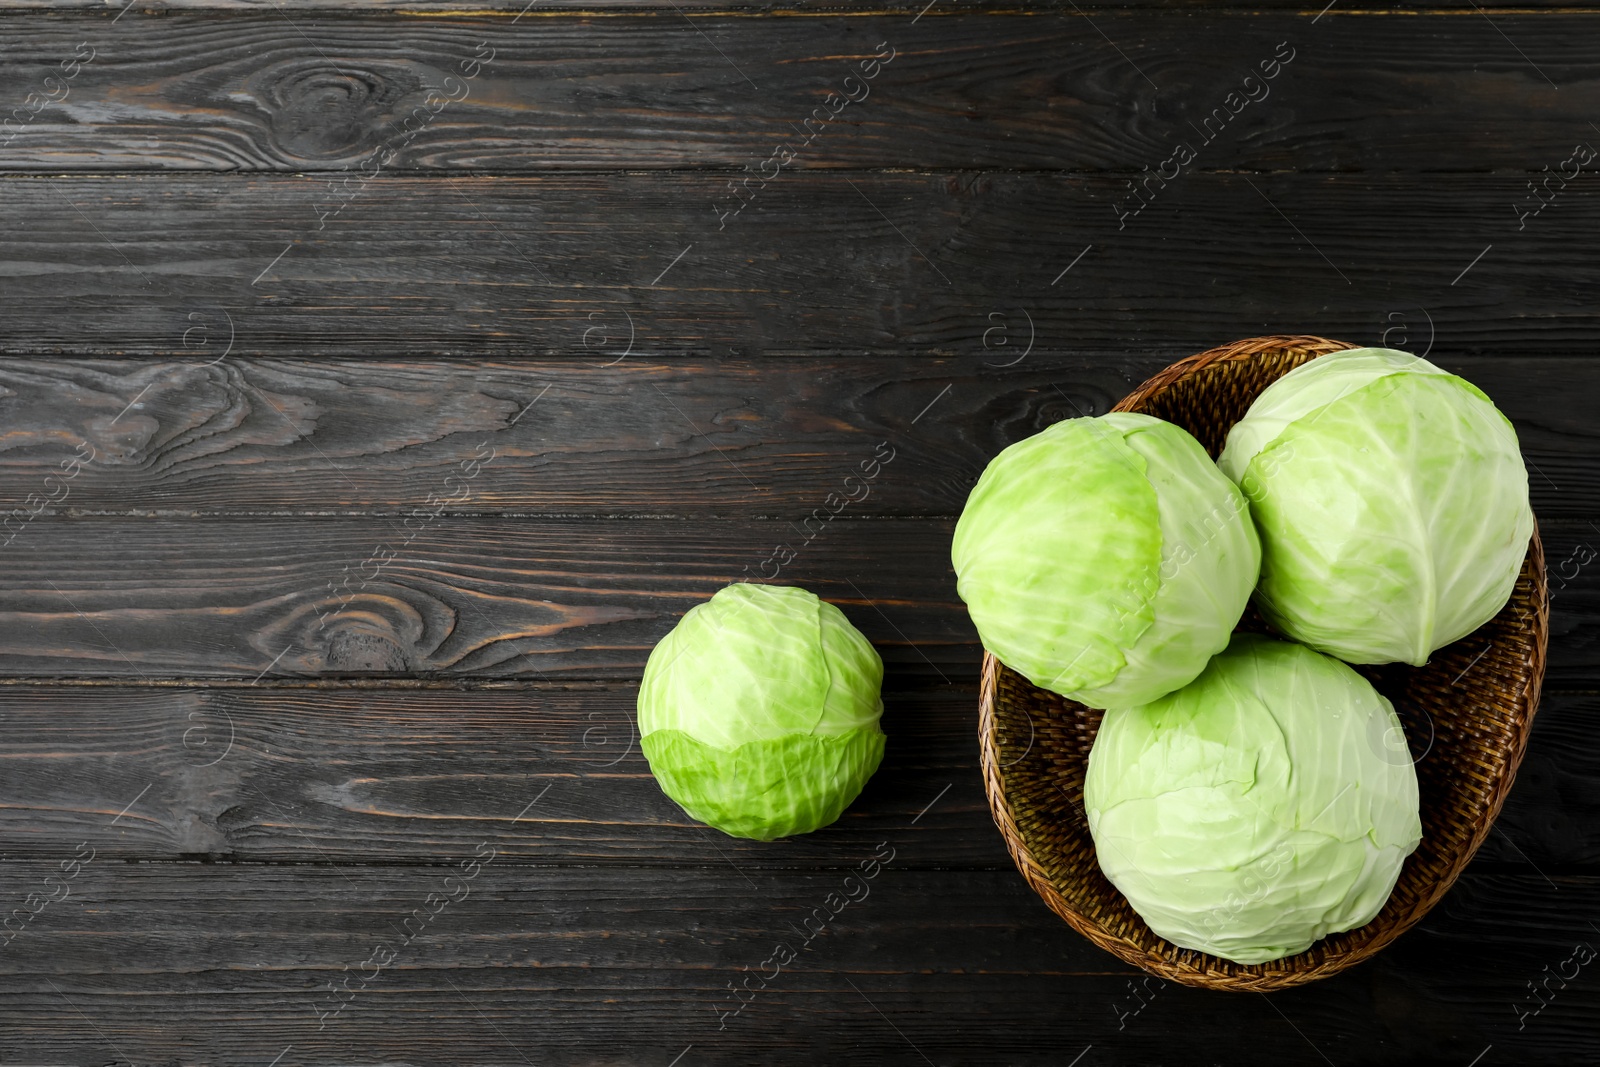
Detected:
left=978, top=334, right=1549, bottom=991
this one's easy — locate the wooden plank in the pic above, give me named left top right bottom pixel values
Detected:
left=0, top=516, right=1593, bottom=684
left=0, top=354, right=1131, bottom=516
left=7, top=0, right=1598, bottom=11
left=0, top=682, right=1591, bottom=868
left=1492, top=692, right=1600, bottom=873
left=0, top=863, right=1592, bottom=1064
left=0, top=515, right=976, bottom=680
left=0, top=356, right=1592, bottom=520
left=1544, top=524, right=1600, bottom=690
left=0, top=14, right=1593, bottom=173
left=0, top=173, right=1595, bottom=360
left=0, top=682, right=993, bottom=864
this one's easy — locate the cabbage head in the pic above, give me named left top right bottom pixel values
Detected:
left=952, top=412, right=1260, bottom=708
left=1218, top=347, right=1533, bottom=665
left=1084, top=633, right=1422, bottom=965
left=638, top=583, right=885, bottom=841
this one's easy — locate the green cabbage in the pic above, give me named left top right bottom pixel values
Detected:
left=1084, top=633, right=1422, bottom=964
left=1218, top=348, right=1534, bottom=665
left=637, top=583, right=885, bottom=840
left=952, top=412, right=1260, bottom=708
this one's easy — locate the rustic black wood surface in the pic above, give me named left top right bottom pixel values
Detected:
left=0, top=3, right=1596, bottom=1065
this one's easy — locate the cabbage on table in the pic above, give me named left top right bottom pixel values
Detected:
left=638, top=583, right=885, bottom=841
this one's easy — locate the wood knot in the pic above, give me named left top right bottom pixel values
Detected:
left=254, top=61, right=418, bottom=160
left=324, top=627, right=411, bottom=673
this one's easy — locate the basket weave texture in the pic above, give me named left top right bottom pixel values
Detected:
left=978, top=335, right=1549, bottom=991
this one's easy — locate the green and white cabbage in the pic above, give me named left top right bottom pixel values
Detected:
left=1219, top=347, right=1534, bottom=665
left=1084, top=633, right=1422, bottom=965
left=638, top=583, right=885, bottom=841
left=952, top=412, right=1260, bottom=708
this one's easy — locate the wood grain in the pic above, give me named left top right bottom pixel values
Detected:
left=0, top=173, right=1595, bottom=360
left=6, top=0, right=1596, bottom=11
left=0, top=12, right=1594, bottom=173
left=1497, top=691, right=1600, bottom=871
left=0, top=515, right=975, bottom=680
left=0, top=356, right=1593, bottom=519
left=0, top=863, right=1591, bottom=1065
left=0, top=1, right=1595, bottom=1059
left=0, top=516, right=1592, bottom=683
left=0, top=682, right=990, bottom=864
left=0, top=683, right=1591, bottom=868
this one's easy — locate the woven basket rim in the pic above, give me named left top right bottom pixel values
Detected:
left=977, top=334, right=1550, bottom=991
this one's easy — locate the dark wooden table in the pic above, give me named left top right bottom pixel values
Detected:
left=0, top=1, right=1595, bottom=1063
